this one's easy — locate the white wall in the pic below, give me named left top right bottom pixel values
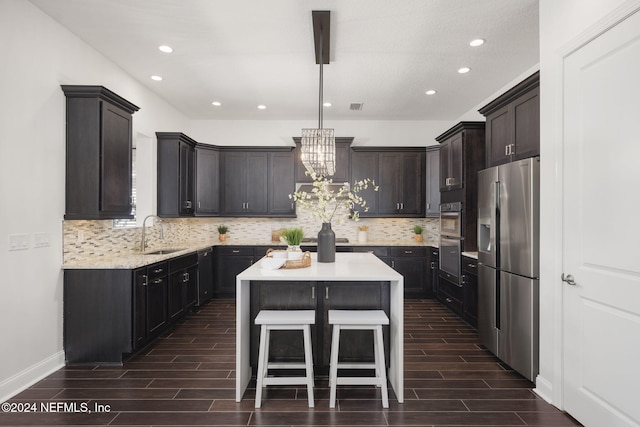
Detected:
left=0, top=0, right=189, bottom=402
left=536, top=0, right=630, bottom=407
left=190, top=119, right=451, bottom=147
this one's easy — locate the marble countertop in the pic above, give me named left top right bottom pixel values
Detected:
left=63, top=239, right=439, bottom=269
left=238, top=252, right=403, bottom=282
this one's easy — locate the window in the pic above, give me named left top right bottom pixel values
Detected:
left=113, top=148, right=137, bottom=228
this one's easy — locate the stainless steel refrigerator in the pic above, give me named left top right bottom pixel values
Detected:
left=477, top=157, right=539, bottom=381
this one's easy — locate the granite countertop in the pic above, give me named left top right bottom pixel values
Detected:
left=63, top=239, right=439, bottom=269
left=462, top=251, right=478, bottom=259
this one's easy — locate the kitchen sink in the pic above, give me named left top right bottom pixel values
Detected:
left=144, top=248, right=185, bottom=255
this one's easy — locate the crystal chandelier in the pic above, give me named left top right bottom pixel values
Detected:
left=301, top=11, right=335, bottom=177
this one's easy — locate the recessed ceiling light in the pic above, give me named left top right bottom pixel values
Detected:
left=425, top=90, right=437, bottom=95
left=150, top=75, right=163, bottom=81
left=257, top=105, right=267, bottom=110
left=211, top=101, right=222, bottom=107
left=458, top=67, right=471, bottom=74
left=323, top=102, right=332, bottom=107
left=158, top=45, right=173, bottom=53
left=469, top=38, right=485, bottom=47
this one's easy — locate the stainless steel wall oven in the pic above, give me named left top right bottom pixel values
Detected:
left=439, top=202, right=463, bottom=284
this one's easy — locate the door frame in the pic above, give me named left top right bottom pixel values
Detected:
left=540, top=0, right=640, bottom=410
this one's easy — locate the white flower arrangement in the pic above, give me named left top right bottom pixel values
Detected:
left=289, top=172, right=379, bottom=224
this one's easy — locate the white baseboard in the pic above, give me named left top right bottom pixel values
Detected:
left=0, top=351, right=65, bottom=403
left=533, top=374, right=554, bottom=405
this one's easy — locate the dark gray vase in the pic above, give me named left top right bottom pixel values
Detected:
left=317, top=222, right=335, bottom=263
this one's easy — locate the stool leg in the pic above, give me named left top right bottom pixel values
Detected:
left=255, top=324, right=268, bottom=408
left=374, top=325, right=389, bottom=408
left=302, top=324, right=314, bottom=408
left=329, top=324, right=341, bottom=408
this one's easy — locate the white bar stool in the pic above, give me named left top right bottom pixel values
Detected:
left=254, top=310, right=315, bottom=408
left=328, top=309, right=389, bottom=408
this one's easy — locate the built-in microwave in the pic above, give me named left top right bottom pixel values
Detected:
left=440, top=202, right=462, bottom=238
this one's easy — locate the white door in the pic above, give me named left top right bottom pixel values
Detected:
left=562, top=8, right=640, bottom=427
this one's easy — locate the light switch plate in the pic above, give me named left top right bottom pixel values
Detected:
left=9, top=234, right=30, bottom=251
left=34, top=232, right=51, bottom=248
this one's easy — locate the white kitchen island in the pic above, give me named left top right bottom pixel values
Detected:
left=236, top=252, right=404, bottom=403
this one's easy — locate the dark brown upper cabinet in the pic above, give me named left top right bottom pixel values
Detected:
left=194, top=143, right=220, bottom=216
left=293, top=137, right=352, bottom=183
left=479, top=71, right=540, bottom=167
left=425, top=146, right=441, bottom=217
left=435, top=122, right=485, bottom=251
left=157, top=132, right=196, bottom=217
left=62, top=85, right=139, bottom=220
left=351, top=147, right=426, bottom=218
left=221, top=147, right=295, bottom=217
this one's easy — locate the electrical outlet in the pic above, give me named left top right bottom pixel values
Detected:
left=34, top=232, right=51, bottom=248
left=8, top=234, right=30, bottom=251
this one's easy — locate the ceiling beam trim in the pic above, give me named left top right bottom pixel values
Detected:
left=312, top=10, right=330, bottom=64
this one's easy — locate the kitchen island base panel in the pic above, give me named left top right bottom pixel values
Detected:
left=235, top=252, right=404, bottom=403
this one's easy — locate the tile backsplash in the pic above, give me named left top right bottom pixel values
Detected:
left=63, top=208, right=439, bottom=262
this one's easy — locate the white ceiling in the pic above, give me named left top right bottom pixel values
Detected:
left=29, top=0, right=539, bottom=122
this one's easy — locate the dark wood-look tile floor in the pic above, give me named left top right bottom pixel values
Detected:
left=2, top=299, right=582, bottom=426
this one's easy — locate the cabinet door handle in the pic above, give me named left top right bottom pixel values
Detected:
left=426, top=203, right=430, bottom=210
left=391, top=260, right=395, bottom=268
left=152, top=268, right=164, bottom=274
left=510, top=143, right=516, bottom=155
left=232, top=249, right=240, bottom=253
left=505, top=145, right=509, bottom=156
left=142, top=275, right=148, bottom=286
left=446, top=297, right=452, bottom=303
left=184, top=200, right=192, bottom=208
left=152, top=278, right=163, bottom=284
left=325, top=286, right=329, bottom=300
left=401, top=202, right=404, bottom=210
left=404, top=250, right=413, bottom=254
left=311, top=286, right=315, bottom=300
left=198, top=202, right=201, bottom=208
left=467, top=263, right=476, bottom=269
left=430, top=261, right=436, bottom=269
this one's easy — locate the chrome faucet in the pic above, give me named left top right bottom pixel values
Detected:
left=140, top=215, right=164, bottom=252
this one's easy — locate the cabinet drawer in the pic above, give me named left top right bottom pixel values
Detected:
left=169, top=253, right=198, bottom=272
left=462, top=257, right=478, bottom=275
left=147, top=261, right=168, bottom=280
left=439, top=290, right=463, bottom=315
left=352, top=246, right=389, bottom=258
left=389, top=246, right=427, bottom=257
left=439, top=277, right=463, bottom=300
left=218, top=246, right=254, bottom=256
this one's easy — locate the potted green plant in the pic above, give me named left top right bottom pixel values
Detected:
left=217, top=224, right=229, bottom=242
left=282, top=227, right=305, bottom=260
left=413, top=225, right=423, bottom=242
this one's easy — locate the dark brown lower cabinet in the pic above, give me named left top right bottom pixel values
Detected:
left=133, top=261, right=168, bottom=350
left=64, top=253, right=198, bottom=364
left=214, top=246, right=255, bottom=297
left=168, top=254, right=198, bottom=322
left=437, top=255, right=479, bottom=329
left=249, top=280, right=389, bottom=375
left=462, top=256, right=478, bottom=328
left=390, top=246, right=429, bottom=298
